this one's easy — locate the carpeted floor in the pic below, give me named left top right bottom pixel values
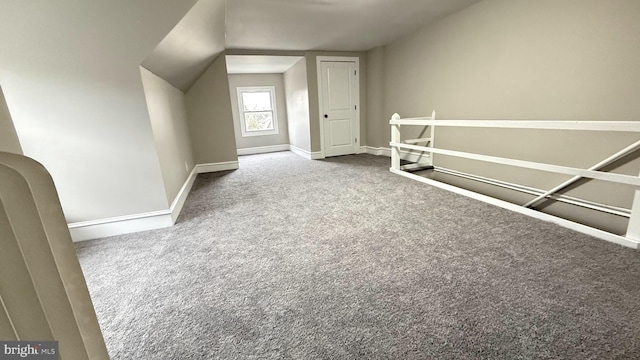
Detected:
left=77, top=152, right=640, bottom=359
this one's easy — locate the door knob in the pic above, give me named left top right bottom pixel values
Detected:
left=324, top=114, right=328, bottom=118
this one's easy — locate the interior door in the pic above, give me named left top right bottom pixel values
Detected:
left=320, top=61, right=359, bottom=157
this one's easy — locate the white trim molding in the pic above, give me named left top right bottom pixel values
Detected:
left=310, top=152, right=324, bottom=160
left=68, top=210, right=173, bottom=242
left=237, top=144, right=290, bottom=156
left=290, top=145, right=324, bottom=160
left=365, top=146, right=391, bottom=157
left=365, top=146, right=428, bottom=163
left=169, top=167, right=199, bottom=223
left=399, top=150, right=431, bottom=164
left=196, top=161, right=239, bottom=173
left=236, top=86, right=279, bottom=137
left=69, top=160, right=239, bottom=242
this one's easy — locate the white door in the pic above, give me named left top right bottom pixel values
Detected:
left=319, top=60, right=359, bottom=157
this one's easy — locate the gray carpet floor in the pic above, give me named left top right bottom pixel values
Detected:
left=77, top=152, right=640, bottom=359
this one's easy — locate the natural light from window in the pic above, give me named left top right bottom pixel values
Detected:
left=237, top=86, right=278, bottom=137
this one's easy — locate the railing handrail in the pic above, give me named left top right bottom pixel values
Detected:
left=390, top=141, right=640, bottom=187
left=389, top=117, right=640, bottom=132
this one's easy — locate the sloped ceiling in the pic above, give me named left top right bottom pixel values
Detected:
left=141, top=0, right=226, bottom=91
left=226, top=0, right=482, bottom=51
left=143, top=0, right=482, bottom=90
left=226, top=55, right=304, bottom=74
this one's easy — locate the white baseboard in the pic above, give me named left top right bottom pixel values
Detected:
left=365, top=146, right=430, bottom=163
left=196, top=161, right=239, bottom=173
left=68, top=210, right=173, bottom=242
left=289, top=145, right=308, bottom=159
left=69, top=160, right=239, bottom=242
left=169, top=167, right=198, bottom=223
left=291, top=145, right=371, bottom=159
left=365, top=146, right=391, bottom=157
left=237, top=144, right=290, bottom=156
left=400, top=150, right=431, bottom=163
left=290, top=145, right=324, bottom=160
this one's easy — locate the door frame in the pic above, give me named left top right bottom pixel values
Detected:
left=316, top=56, right=361, bottom=158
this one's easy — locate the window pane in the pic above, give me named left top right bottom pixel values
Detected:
left=244, top=111, right=274, bottom=131
left=242, top=91, right=272, bottom=111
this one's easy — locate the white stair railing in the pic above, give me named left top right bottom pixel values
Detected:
left=0, top=151, right=110, bottom=359
left=389, top=113, right=640, bottom=249
left=390, top=111, right=436, bottom=172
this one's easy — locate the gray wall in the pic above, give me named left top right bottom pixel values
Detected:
left=284, top=59, right=312, bottom=152
left=305, top=51, right=367, bottom=152
left=0, top=0, right=197, bottom=222
left=365, top=47, right=386, bottom=149
left=0, top=86, right=23, bottom=154
left=185, top=54, right=238, bottom=165
left=228, top=73, right=290, bottom=150
left=140, top=67, right=195, bottom=204
left=375, top=0, right=640, bottom=234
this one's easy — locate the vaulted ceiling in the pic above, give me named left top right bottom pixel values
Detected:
left=143, top=0, right=481, bottom=91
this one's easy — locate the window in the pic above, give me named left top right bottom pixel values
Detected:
left=237, top=86, right=278, bottom=137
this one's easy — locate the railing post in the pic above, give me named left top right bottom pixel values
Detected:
left=430, top=110, right=436, bottom=166
left=390, top=113, right=401, bottom=171
left=626, top=170, right=640, bottom=241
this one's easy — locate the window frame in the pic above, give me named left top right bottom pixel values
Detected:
left=236, top=86, right=279, bottom=137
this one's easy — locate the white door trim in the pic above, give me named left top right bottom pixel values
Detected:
left=316, top=56, right=360, bottom=158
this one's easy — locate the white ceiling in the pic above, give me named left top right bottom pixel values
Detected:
left=226, top=55, right=304, bottom=74
left=143, top=0, right=482, bottom=89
